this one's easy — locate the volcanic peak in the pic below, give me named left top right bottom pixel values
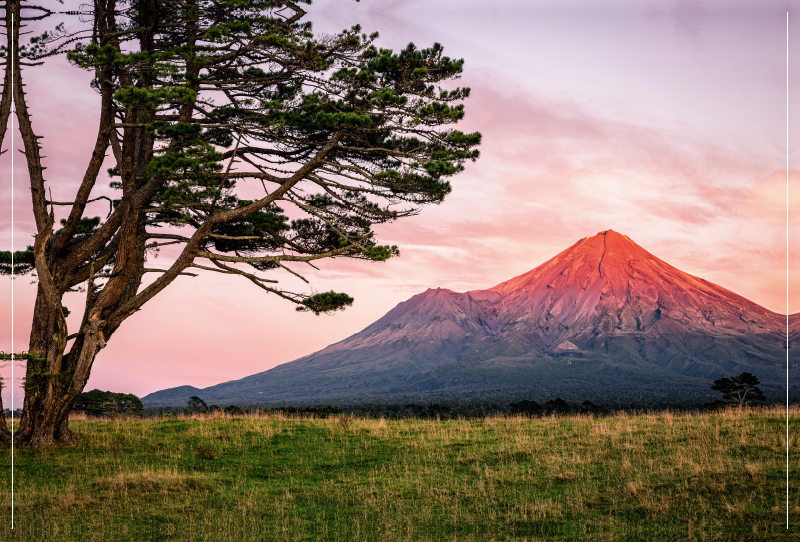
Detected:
left=141, top=229, right=796, bottom=408
left=316, top=230, right=784, bottom=358
left=470, top=229, right=783, bottom=336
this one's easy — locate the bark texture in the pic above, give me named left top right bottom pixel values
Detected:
left=0, top=0, right=14, bottom=443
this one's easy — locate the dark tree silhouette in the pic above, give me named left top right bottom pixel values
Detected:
left=509, top=400, right=542, bottom=416
left=578, top=400, right=598, bottom=415
left=185, top=396, right=209, bottom=415
left=710, top=372, right=766, bottom=408
left=224, top=405, right=243, bottom=416
left=545, top=398, right=570, bottom=414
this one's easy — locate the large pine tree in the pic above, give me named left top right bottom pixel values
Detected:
left=0, top=0, right=481, bottom=447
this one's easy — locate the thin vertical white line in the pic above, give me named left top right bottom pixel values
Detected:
left=9, top=7, right=14, bottom=532
left=787, top=10, right=790, bottom=532
left=9, top=7, right=14, bottom=531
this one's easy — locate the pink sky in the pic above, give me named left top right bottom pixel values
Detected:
left=2, top=1, right=799, bottom=406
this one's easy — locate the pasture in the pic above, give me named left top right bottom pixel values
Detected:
left=1, top=407, right=797, bottom=541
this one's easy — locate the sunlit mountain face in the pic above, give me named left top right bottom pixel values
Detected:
left=487, top=230, right=783, bottom=336
left=143, top=231, right=798, bottom=407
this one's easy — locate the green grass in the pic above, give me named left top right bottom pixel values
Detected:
left=1, top=407, right=798, bottom=541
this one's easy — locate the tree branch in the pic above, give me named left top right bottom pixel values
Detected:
left=47, top=196, right=114, bottom=217
left=10, top=0, right=49, bottom=232
left=143, top=268, right=198, bottom=277
left=50, top=3, right=116, bottom=260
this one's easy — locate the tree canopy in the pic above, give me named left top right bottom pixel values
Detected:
left=74, top=389, right=146, bottom=417
left=185, top=396, right=209, bottom=414
left=0, top=0, right=481, bottom=447
left=710, top=372, right=766, bottom=408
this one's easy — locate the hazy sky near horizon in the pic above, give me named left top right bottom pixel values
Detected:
left=1, top=1, right=798, bottom=406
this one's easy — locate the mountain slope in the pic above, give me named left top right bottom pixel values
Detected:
left=143, top=230, right=798, bottom=406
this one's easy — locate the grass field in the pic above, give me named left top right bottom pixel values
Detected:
left=1, top=407, right=798, bottom=541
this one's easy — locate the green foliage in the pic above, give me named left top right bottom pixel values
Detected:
left=64, top=216, right=102, bottom=235
left=22, top=369, right=56, bottom=391
left=53, top=217, right=103, bottom=247
left=297, top=291, right=355, bottom=315
left=115, top=87, right=197, bottom=112
left=20, top=365, right=76, bottom=392
left=204, top=201, right=290, bottom=259
left=0, top=352, right=47, bottom=362
left=361, top=244, right=399, bottom=262
left=98, top=3, right=484, bottom=305
left=74, top=389, right=146, bottom=418
left=0, top=246, right=35, bottom=276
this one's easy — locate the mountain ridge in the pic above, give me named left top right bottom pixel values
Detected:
left=142, top=230, right=798, bottom=407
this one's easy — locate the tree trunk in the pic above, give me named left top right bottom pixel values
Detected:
left=14, top=350, right=102, bottom=448
left=0, top=390, right=11, bottom=444
left=13, top=287, right=105, bottom=448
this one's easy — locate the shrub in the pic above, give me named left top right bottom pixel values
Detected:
left=74, top=390, right=145, bottom=417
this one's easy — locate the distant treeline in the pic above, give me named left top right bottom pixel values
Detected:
left=3, top=399, right=791, bottom=420
left=139, top=378, right=799, bottom=415
left=142, top=397, right=796, bottom=420
left=4, top=379, right=792, bottom=420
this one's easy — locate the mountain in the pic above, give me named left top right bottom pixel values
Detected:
left=143, top=230, right=799, bottom=407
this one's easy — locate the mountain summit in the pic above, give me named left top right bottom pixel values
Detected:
left=487, top=229, right=780, bottom=338
left=143, top=231, right=796, bottom=407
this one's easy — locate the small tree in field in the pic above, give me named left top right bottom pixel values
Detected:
left=185, top=396, right=209, bottom=415
left=0, top=0, right=481, bottom=447
left=710, top=372, right=766, bottom=408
